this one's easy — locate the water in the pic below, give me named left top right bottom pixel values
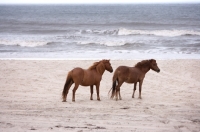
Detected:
left=0, top=4, right=200, bottom=59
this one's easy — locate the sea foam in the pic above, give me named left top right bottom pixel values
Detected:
left=117, top=28, right=200, bottom=37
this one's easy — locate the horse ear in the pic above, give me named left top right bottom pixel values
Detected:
left=149, top=59, right=153, bottom=63
left=105, top=59, right=110, bottom=62
left=149, top=59, right=156, bottom=63
left=102, top=59, right=107, bottom=63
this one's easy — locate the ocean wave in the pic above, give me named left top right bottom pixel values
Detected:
left=77, top=40, right=127, bottom=46
left=0, top=40, right=49, bottom=47
left=80, top=29, right=118, bottom=35
left=77, top=41, right=144, bottom=47
left=118, top=28, right=200, bottom=37
left=80, top=28, right=200, bottom=37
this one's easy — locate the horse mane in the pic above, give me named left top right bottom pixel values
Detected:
left=88, top=60, right=109, bottom=70
left=88, top=61, right=101, bottom=70
left=134, top=60, right=151, bottom=69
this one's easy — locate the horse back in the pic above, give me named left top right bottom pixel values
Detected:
left=114, top=66, right=131, bottom=80
left=115, top=66, right=142, bottom=83
left=71, top=67, right=100, bottom=86
left=115, top=66, right=130, bottom=75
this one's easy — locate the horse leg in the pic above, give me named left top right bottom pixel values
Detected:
left=132, top=82, right=137, bottom=98
left=115, top=82, right=123, bottom=101
left=72, top=83, right=79, bottom=102
left=90, top=85, right=93, bottom=100
left=138, top=80, right=143, bottom=99
left=96, top=83, right=100, bottom=101
left=119, top=90, right=122, bottom=100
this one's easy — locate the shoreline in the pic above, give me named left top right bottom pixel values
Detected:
left=1, top=57, right=200, bottom=60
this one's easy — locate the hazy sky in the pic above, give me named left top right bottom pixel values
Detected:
left=1, top=0, right=200, bottom=4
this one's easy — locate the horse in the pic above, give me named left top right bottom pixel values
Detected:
left=62, top=59, right=113, bottom=102
left=109, top=59, right=160, bottom=100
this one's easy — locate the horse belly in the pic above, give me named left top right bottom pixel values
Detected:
left=125, top=79, right=138, bottom=84
left=81, top=81, right=95, bottom=86
left=81, top=74, right=97, bottom=86
left=126, top=74, right=139, bottom=84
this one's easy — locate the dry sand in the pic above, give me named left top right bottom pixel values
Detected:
left=0, top=59, right=200, bottom=132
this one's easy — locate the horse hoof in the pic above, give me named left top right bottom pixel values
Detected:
left=72, top=100, right=75, bottom=102
left=97, top=99, right=101, bottom=101
left=138, top=97, right=142, bottom=99
left=62, top=100, right=66, bottom=102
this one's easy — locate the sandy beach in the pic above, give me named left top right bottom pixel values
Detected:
left=0, top=59, right=200, bottom=132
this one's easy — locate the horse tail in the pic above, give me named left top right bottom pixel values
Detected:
left=109, top=72, right=118, bottom=99
left=62, top=71, right=73, bottom=101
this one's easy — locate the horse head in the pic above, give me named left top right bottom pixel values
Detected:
left=149, top=59, right=160, bottom=73
left=103, top=60, right=113, bottom=73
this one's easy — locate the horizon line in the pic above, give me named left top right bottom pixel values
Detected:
left=0, top=2, right=200, bottom=5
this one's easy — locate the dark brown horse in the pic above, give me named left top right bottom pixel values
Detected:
left=62, top=59, right=113, bottom=102
left=109, top=59, right=160, bottom=100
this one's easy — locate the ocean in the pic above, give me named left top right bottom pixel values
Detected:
left=0, top=4, right=200, bottom=59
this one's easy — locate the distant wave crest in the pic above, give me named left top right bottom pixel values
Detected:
left=117, top=28, right=200, bottom=37
left=77, top=41, right=127, bottom=46
left=77, top=41, right=145, bottom=47
left=80, top=29, right=118, bottom=35
left=0, top=40, right=48, bottom=47
left=81, top=28, right=200, bottom=37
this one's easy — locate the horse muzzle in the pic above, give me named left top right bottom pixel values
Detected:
left=110, top=69, right=113, bottom=73
left=157, top=69, right=160, bottom=73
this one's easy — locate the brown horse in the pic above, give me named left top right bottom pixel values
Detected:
left=62, top=59, right=113, bottom=102
left=109, top=59, right=160, bottom=100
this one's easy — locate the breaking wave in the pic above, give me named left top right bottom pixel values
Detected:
left=1, top=28, right=200, bottom=48
left=77, top=40, right=146, bottom=47
left=0, top=40, right=49, bottom=47
left=80, top=28, right=200, bottom=37
left=77, top=41, right=127, bottom=46
left=117, top=28, right=200, bottom=37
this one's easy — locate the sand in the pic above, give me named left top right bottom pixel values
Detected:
left=0, top=59, right=200, bottom=132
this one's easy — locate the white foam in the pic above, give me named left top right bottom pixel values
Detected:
left=0, top=39, right=48, bottom=47
left=1, top=50, right=200, bottom=60
left=0, top=34, right=51, bottom=47
left=117, top=28, right=200, bottom=37
left=99, top=41, right=126, bottom=46
left=81, top=29, right=118, bottom=35
left=77, top=40, right=127, bottom=47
